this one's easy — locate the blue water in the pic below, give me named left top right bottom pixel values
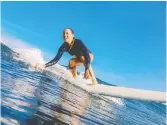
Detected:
left=1, top=43, right=166, bottom=125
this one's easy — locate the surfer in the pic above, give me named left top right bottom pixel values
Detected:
left=45, top=28, right=97, bottom=85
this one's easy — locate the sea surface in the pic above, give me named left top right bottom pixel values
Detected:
left=1, top=43, right=166, bottom=125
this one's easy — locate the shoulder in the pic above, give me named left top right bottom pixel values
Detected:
left=75, top=38, right=82, bottom=42
left=59, top=42, right=69, bottom=50
left=75, top=38, right=84, bottom=44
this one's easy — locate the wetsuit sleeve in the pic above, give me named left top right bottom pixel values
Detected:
left=78, top=40, right=91, bottom=71
left=45, top=43, right=67, bottom=68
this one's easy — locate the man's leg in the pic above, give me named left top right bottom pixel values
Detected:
left=80, top=54, right=98, bottom=85
left=87, top=65, right=97, bottom=85
left=69, top=58, right=82, bottom=78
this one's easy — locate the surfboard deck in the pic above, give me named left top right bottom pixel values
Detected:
left=34, top=64, right=166, bottom=103
left=68, top=78, right=166, bottom=103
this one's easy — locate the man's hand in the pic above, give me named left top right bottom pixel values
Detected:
left=45, top=62, right=54, bottom=68
left=34, top=63, right=45, bottom=71
left=45, top=62, right=55, bottom=68
left=84, top=69, right=90, bottom=79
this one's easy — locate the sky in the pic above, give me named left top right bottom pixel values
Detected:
left=1, top=1, right=166, bottom=91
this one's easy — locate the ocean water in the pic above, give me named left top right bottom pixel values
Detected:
left=1, top=43, right=166, bottom=125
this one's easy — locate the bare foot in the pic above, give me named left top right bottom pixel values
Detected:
left=73, top=74, right=77, bottom=79
left=88, top=80, right=97, bottom=86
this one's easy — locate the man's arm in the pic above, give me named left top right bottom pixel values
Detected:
left=83, top=50, right=91, bottom=71
left=78, top=40, right=91, bottom=71
left=45, top=44, right=67, bottom=68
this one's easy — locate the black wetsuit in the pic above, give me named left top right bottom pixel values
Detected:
left=45, top=38, right=91, bottom=71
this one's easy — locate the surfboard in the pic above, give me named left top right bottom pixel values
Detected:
left=66, top=77, right=166, bottom=103
left=35, top=64, right=166, bottom=103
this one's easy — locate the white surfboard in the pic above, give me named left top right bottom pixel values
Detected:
left=35, top=64, right=166, bottom=103
left=68, top=77, right=166, bottom=103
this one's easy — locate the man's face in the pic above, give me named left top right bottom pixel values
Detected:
left=63, top=29, right=74, bottom=43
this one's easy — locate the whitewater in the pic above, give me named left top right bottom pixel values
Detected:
left=1, top=42, right=166, bottom=125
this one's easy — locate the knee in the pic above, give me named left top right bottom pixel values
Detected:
left=80, top=56, right=85, bottom=62
left=69, top=59, right=76, bottom=68
left=90, top=53, right=94, bottom=62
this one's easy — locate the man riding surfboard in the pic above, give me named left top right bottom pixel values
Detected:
left=45, top=28, right=97, bottom=85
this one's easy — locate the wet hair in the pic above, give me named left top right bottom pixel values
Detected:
left=63, top=28, right=74, bottom=34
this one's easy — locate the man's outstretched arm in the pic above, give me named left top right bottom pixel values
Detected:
left=45, top=44, right=67, bottom=68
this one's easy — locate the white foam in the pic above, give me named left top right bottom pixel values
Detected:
left=14, top=48, right=45, bottom=66
left=1, top=117, right=19, bottom=125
